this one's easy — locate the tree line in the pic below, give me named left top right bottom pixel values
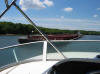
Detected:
left=0, top=21, right=100, bottom=35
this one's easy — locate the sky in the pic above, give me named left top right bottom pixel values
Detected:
left=0, top=0, right=100, bottom=31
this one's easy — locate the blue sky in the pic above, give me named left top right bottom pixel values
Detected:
left=0, top=0, right=100, bottom=31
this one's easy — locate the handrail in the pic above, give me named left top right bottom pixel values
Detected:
left=0, top=40, right=100, bottom=50
left=0, top=41, right=44, bottom=50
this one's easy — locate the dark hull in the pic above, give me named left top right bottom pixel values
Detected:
left=18, top=39, right=41, bottom=43
left=18, top=34, right=81, bottom=43
left=18, top=37, right=81, bottom=44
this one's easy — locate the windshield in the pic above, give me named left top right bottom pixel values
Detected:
left=0, top=40, right=100, bottom=68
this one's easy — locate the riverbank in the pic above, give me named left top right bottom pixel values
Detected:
left=1, top=22, right=100, bottom=35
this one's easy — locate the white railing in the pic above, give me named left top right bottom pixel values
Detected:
left=1, top=40, right=100, bottom=50
left=0, top=41, right=44, bottom=50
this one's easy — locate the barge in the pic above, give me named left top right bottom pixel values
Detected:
left=18, top=34, right=80, bottom=43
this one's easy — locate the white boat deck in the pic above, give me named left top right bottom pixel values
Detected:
left=48, top=52, right=100, bottom=59
left=0, top=61, right=58, bottom=74
left=29, top=52, right=100, bottom=59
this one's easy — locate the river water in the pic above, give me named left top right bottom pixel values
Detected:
left=0, top=35, right=100, bottom=48
left=0, top=35, right=25, bottom=48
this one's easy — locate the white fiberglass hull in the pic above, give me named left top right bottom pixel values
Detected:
left=0, top=61, right=58, bottom=74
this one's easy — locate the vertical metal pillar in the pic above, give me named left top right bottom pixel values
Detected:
left=43, top=41, right=47, bottom=61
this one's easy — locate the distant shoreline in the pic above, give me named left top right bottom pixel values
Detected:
left=0, top=22, right=100, bottom=35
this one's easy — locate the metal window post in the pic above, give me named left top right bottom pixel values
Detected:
left=43, top=41, right=47, bottom=61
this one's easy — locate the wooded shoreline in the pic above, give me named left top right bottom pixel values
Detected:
left=0, top=21, right=100, bottom=35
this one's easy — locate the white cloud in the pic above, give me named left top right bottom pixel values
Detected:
left=93, top=14, right=98, bottom=18
left=0, top=17, right=28, bottom=23
left=44, top=0, right=53, bottom=6
left=19, top=0, right=53, bottom=10
left=64, top=7, right=73, bottom=12
left=97, top=8, right=100, bottom=10
left=32, top=18, right=100, bottom=31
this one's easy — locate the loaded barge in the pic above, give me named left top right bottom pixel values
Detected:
left=18, top=34, right=80, bottom=43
